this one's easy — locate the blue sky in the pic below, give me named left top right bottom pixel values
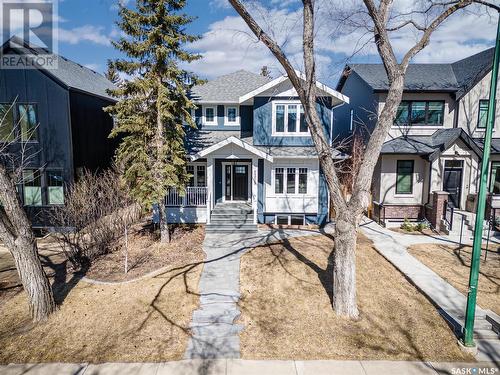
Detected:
left=3, top=0, right=498, bottom=87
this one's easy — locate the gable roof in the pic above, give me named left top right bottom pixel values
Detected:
left=337, top=48, right=494, bottom=100
left=190, top=70, right=272, bottom=103
left=190, top=135, right=274, bottom=162
left=2, top=36, right=117, bottom=101
left=381, top=128, right=481, bottom=161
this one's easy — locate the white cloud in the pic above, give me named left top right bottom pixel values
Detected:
left=188, top=1, right=496, bottom=84
left=57, top=25, right=111, bottom=46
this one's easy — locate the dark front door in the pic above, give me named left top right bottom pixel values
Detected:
left=443, top=160, right=463, bottom=208
left=232, top=165, right=248, bottom=201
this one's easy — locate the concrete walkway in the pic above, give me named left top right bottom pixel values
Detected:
left=184, top=228, right=320, bottom=359
left=360, top=218, right=500, bottom=363
left=1, top=360, right=498, bottom=375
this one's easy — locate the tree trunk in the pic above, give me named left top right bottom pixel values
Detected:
left=333, top=211, right=359, bottom=318
left=0, top=164, right=56, bottom=321
left=9, top=238, right=56, bottom=321
left=158, top=201, right=170, bottom=243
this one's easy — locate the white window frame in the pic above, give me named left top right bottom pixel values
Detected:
left=224, top=105, right=240, bottom=126
left=272, top=166, right=308, bottom=196
left=275, top=214, right=305, bottom=225
left=187, top=162, right=207, bottom=187
left=272, top=101, right=310, bottom=136
left=202, top=106, right=217, bottom=126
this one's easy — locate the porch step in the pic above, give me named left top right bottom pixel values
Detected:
left=207, top=203, right=257, bottom=233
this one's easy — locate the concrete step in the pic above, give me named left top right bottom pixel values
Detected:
left=210, top=217, right=254, bottom=225
left=205, top=226, right=257, bottom=234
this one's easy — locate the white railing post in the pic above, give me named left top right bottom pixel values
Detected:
left=252, top=158, right=258, bottom=224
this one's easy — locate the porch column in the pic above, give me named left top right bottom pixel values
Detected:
left=206, top=157, right=213, bottom=224
left=252, top=158, right=258, bottom=224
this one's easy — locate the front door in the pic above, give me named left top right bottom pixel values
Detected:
left=443, top=160, right=463, bottom=208
left=232, top=165, right=248, bottom=201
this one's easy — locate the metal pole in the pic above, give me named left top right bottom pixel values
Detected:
left=463, top=14, right=500, bottom=347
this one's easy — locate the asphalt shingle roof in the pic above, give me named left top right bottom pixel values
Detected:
left=341, top=48, right=494, bottom=99
left=4, top=36, right=116, bottom=101
left=381, top=128, right=481, bottom=160
left=190, top=70, right=272, bottom=102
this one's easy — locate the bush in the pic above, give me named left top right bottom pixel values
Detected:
left=400, top=218, right=429, bottom=233
left=53, top=168, right=141, bottom=270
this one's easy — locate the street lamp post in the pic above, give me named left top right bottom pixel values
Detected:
left=463, top=13, right=500, bottom=348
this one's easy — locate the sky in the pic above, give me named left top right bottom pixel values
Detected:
left=2, top=0, right=498, bottom=87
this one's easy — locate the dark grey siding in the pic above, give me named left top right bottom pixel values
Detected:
left=333, top=72, right=378, bottom=142
left=253, top=96, right=332, bottom=146
left=69, top=91, right=117, bottom=173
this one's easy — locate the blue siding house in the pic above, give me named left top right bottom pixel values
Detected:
left=167, top=70, right=349, bottom=229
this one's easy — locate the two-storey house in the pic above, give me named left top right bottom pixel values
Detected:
left=0, top=37, right=117, bottom=228
left=165, top=70, right=349, bottom=231
left=335, top=48, right=500, bottom=230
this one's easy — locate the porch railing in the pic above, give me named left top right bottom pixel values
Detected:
left=166, top=187, right=207, bottom=207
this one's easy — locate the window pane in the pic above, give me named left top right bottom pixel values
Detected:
left=299, top=106, right=307, bottom=132
left=0, top=104, right=14, bottom=141
left=23, top=170, right=42, bottom=206
left=287, top=167, right=296, bottom=194
left=410, top=102, right=426, bottom=125
left=478, top=100, right=489, bottom=129
left=19, top=104, right=38, bottom=141
left=276, top=105, right=285, bottom=132
left=287, top=105, right=297, bottom=133
left=187, top=165, right=195, bottom=187
left=227, top=107, right=237, bottom=122
left=196, top=165, right=206, bottom=187
left=48, top=171, right=64, bottom=205
left=427, top=102, right=444, bottom=125
left=396, top=160, right=413, bottom=194
left=275, top=168, right=283, bottom=194
left=225, top=165, right=232, bottom=198
left=299, top=168, right=307, bottom=194
left=491, top=162, right=500, bottom=194
left=395, top=101, right=409, bottom=126
left=205, top=107, right=215, bottom=122
left=290, top=215, right=304, bottom=225
left=276, top=215, right=288, bottom=225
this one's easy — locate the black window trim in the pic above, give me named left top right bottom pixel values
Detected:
left=17, top=102, right=40, bottom=143
left=394, top=100, right=445, bottom=127
left=0, top=102, right=16, bottom=143
left=396, top=160, right=414, bottom=195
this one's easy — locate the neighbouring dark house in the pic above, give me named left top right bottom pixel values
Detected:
left=0, top=37, right=118, bottom=228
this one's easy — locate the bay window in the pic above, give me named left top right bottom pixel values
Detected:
left=273, top=102, right=309, bottom=135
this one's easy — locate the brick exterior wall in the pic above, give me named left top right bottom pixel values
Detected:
left=428, top=191, right=449, bottom=233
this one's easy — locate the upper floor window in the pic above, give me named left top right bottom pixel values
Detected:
left=203, top=106, right=217, bottom=125
left=0, top=104, right=14, bottom=142
left=273, top=102, right=309, bottom=136
left=225, top=106, right=240, bottom=126
left=478, top=100, right=489, bottom=129
left=395, top=101, right=444, bottom=127
left=18, top=104, right=38, bottom=141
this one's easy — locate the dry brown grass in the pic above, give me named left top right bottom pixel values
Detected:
left=0, top=227, right=205, bottom=364
left=239, top=233, right=473, bottom=362
left=409, top=243, right=500, bottom=315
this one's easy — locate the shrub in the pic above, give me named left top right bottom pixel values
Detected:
left=53, top=168, right=141, bottom=270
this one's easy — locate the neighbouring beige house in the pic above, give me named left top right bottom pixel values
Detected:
left=335, top=48, right=500, bottom=231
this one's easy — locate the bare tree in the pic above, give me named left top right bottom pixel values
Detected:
left=0, top=101, right=56, bottom=321
left=228, top=0, right=499, bottom=317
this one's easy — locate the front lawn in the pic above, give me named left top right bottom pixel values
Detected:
left=409, top=243, right=499, bottom=315
left=0, top=225, right=205, bottom=363
left=238, top=233, right=473, bottom=361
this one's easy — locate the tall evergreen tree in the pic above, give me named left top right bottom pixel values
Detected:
left=106, top=0, right=200, bottom=243
left=105, top=59, right=121, bottom=85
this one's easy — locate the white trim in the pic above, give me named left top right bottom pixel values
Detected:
left=238, top=71, right=350, bottom=104
left=271, top=101, right=310, bottom=137
left=202, top=105, right=217, bottom=126
left=271, top=166, right=310, bottom=196
left=224, top=105, right=240, bottom=126
left=186, top=162, right=207, bottom=187
left=191, top=136, right=274, bottom=163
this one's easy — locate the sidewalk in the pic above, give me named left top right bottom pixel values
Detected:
left=1, top=360, right=498, bottom=375
left=360, top=218, right=500, bottom=363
